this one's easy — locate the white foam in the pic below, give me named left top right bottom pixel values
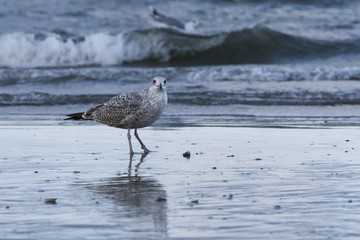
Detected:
left=0, top=32, right=150, bottom=67
left=186, top=65, right=360, bottom=82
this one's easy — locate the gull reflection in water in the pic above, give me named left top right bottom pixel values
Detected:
left=128, top=152, right=148, bottom=176
left=84, top=154, right=167, bottom=239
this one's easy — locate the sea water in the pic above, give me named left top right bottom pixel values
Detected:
left=0, top=0, right=360, bottom=127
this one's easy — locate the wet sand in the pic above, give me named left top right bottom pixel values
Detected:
left=1, top=125, right=360, bottom=239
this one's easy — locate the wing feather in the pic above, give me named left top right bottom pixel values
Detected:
left=91, top=91, right=145, bottom=128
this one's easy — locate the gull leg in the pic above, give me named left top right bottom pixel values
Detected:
left=134, top=129, right=150, bottom=154
left=127, top=129, right=134, bottom=155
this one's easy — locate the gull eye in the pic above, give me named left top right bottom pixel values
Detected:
left=163, top=80, right=166, bottom=84
left=153, top=79, right=156, bottom=84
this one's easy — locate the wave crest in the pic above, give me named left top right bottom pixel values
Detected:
left=0, top=26, right=359, bottom=67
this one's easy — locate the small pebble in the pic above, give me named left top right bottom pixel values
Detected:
left=274, top=205, right=281, bottom=210
left=212, top=167, right=217, bottom=170
left=34, top=171, right=38, bottom=173
left=5, top=206, right=10, bottom=209
left=255, top=158, right=262, bottom=161
left=44, top=198, right=57, bottom=205
left=348, top=199, right=353, bottom=203
left=156, top=197, right=167, bottom=202
left=183, top=151, right=191, bottom=159
left=73, top=171, right=80, bottom=174
left=191, top=200, right=199, bottom=204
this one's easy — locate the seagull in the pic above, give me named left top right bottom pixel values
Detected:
left=148, top=6, right=202, bottom=33
left=65, top=76, right=168, bottom=155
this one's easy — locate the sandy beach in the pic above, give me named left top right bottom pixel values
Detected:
left=1, top=124, right=359, bottom=239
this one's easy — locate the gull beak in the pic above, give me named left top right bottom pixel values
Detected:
left=159, top=83, right=163, bottom=89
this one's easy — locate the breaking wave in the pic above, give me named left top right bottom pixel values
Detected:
left=0, top=26, right=359, bottom=68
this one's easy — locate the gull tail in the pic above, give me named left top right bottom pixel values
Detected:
left=65, top=104, right=103, bottom=121
left=148, top=5, right=157, bottom=15
left=64, top=112, right=85, bottom=120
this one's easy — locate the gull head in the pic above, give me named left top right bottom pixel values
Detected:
left=151, top=76, right=167, bottom=92
left=191, top=20, right=203, bottom=28
left=185, top=20, right=203, bottom=32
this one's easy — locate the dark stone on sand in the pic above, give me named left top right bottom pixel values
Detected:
left=212, top=167, right=217, bottom=170
left=5, top=206, right=10, bottom=209
left=228, top=194, right=233, bottom=200
left=191, top=200, right=199, bottom=204
left=345, top=139, right=350, bottom=142
left=73, top=171, right=80, bottom=174
left=183, top=151, right=191, bottom=159
left=348, top=199, right=353, bottom=203
left=44, top=198, right=57, bottom=205
left=274, top=205, right=281, bottom=210
left=255, top=158, right=262, bottom=161
left=34, top=171, right=38, bottom=173
left=156, top=197, right=167, bottom=202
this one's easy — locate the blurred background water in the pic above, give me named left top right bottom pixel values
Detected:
left=1, top=0, right=360, bottom=126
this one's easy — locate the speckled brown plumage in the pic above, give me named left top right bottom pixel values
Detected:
left=66, top=76, right=167, bottom=155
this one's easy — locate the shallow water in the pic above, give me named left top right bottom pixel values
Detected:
left=2, top=64, right=360, bottom=128
left=1, top=126, right=360, bottom=239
